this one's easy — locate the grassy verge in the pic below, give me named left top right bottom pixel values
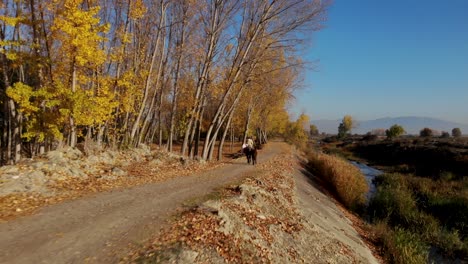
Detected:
left=368, top=173, right=468, bottom=263
left=307, top=152, right=368, bottom=211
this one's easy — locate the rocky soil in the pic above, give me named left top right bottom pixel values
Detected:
left=0, top=144, right=218, bottom=220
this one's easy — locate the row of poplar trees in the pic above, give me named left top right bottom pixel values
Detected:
left=0, top=0, right=327, bottom=164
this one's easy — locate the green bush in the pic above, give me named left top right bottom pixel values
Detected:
left=441, top=131, right=450, bottom=138
left=370, top=173, right=468, bottom=261
left=427, top=196, right=468, bottom=236
left=392, top=227, right=429, bottom=264
left=368, top=182, right=418, bottom=227
left=420, top=128, right=433, bottom=137
left=386, top=124, right=405, bottom=139
left=452, top=128, right=462, bottom=137
left=435, top=229, right=466, bottom=258
left=374, top=222, right=429, bottom=264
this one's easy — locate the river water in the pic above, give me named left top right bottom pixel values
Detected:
left=350, top=161, right=383, bottom=202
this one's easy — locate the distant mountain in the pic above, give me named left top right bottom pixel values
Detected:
left=312, top=117, right=468, bottom=135
left=311, top=119, right=341, bottom=134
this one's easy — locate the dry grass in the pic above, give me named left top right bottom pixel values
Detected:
left=307, top=152, right=368, bottom=210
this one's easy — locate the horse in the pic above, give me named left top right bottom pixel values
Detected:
left=243, top=146, right=257, bottom=165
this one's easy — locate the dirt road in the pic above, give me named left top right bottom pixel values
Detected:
left=0, top=143, right=285, bottom=264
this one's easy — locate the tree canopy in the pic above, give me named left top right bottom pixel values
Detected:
left=452, top=128, right=462, bottom=138
left=338, top=115, right=354, bottom=138
left=385, top=124, right=405, bottom=139
left=0, top=0, right=328, bottom=163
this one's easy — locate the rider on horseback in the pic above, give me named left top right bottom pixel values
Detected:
left=243, top=136, right=257, bottom=165
left=246, top=137, right=254, bottom=150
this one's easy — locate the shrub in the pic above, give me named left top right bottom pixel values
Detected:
left=436, top=229, right=466, bottom=258
left=362, top=132, right=378, bottom=141
left=441, top=131, right=450, bottom=138
left=368, top=180, right=418, bottom=227
left=386, top=124, right=406, bottom=139
left=308, top=152, right=368, bottom=210
left=337, top=115, right=354, bottom=139
left=374, top=222, right=429, bottom=264
left=420, top=128, right=433, bottom=137
left=452, top=128, right=462, bottom=137
left=392, top=227, right=429, bottom=264
left=370, top=173, right=468, bottom=261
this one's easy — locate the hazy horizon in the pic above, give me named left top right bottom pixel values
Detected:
left=292, top=0, right=468, bottom=124
left=312, top=116, right=468, bottom=125
left=311, top=116, right=468, bottom=135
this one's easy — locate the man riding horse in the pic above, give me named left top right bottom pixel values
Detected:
left=243, top=136, right=257, bottom=165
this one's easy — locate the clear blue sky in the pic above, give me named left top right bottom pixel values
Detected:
left=294, top=0, right=468, bottom=124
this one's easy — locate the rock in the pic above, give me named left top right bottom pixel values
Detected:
left=28, top=170, right=46, bottom=179
left=63, top=148, right=82, bottom=160
left=100, top=152, right=116, bottom=164
left=87, top=155, right=100, bottom=164
left=107, top=150, right=119, bottom=159
left=0, top=170, right=49, bottom=196
left=29, top=171, right=48, bottom=186
left=168, top=152, right=182, bottom=160
left=39, top=162, right=57, bottom=175
left=257, top=214, right=267, bottom=220
left=111, top=167, right=127, bottom=176
left=98, top=175, right=117, bottom=181
left=130, top=152, right=142, bottom=162
left=148, top=159, right=162, bottom=166
left=31, top=162, right=45, bottom=169
left=50, top=173, right=67, bottom=181
left=47, top=150, right=66, bottom=164
left=69, top=167, right=88, bottom=179
left=137, top=144, right=151, bottom=155
left=178, top=250, right=199, bottom=262
left=1, top=166, right=19, bottom=174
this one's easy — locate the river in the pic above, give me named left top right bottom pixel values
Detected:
left=350, top=161, right=383, bottom=202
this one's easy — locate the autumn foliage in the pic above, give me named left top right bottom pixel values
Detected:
left=0, top=0, right=328, bottom=164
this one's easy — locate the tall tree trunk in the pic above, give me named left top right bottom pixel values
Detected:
left=167, top=29, right=186, bottom=151
left=129, top=2, right=166, bottom=145
left=0, top=50, right=20, bottom=163
left=217, top=109, right=235, bottom=161
left=181, top=0, right=225, bottom=156
left=70, top=64, right=77, bottom=147
left=139, top=9, right=169, bottom=146
left=242, top=101, right=254, bottom=144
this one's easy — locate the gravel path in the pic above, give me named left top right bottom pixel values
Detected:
left=0, top=143, right=285, bottom=264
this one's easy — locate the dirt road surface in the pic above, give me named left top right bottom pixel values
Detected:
left=0, top=144, right=284, bottom=264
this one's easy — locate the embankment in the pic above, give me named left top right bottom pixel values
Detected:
left=129, top=147, right=378, bottom=263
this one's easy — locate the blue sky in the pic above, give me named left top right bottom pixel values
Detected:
left=293, top=0, right=468, bottom=124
